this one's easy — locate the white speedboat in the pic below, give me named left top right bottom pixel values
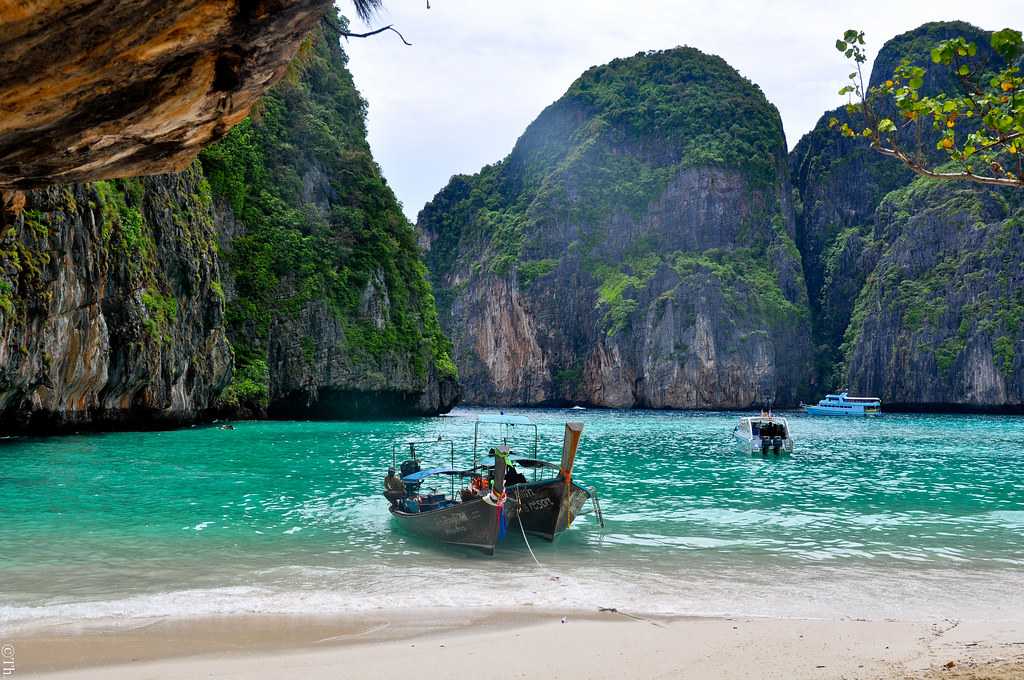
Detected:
left=802, top=391, right=881, bottom=416
left=733, top=414, right=793, bottom=455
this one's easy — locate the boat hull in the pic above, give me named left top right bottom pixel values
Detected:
left=389, top=497, right=503, bottom=555
left=507, top=479, right=591, bottom=541
left=733, top=433, right=794, bottom=455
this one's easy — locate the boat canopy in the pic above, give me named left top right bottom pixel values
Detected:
left=484, top=455, right=559, bottom=470
left=402, top=466, right=457, bottom=482
left=476, top=414, right=533, bottom=425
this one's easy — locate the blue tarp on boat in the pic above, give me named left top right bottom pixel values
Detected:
left=402, top=466, right=456, bottom=482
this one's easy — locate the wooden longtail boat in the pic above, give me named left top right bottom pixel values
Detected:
left=383, top=415, right=602, bottom=554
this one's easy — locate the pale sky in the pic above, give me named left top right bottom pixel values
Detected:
left=342, top=1, right=1020, bottom=221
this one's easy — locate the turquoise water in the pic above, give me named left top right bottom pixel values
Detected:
left=2, top=408, right=1023, bottom=629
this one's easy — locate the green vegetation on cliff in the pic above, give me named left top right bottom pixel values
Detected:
left=420, top=46, right=813, bottom=408
left=566, top=48, right=786, bottom=186
left=840, top=176, right=1024, bottom=395
left=200, top=13, right=455, bottom=407
left=0, top=167, right=234, bottom=431
left=791, top=21, right=1024, bottom=398
left=422, top=46, right=793, bottom=310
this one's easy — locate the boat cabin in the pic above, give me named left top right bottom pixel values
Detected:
left=736, top=416, right=790, bottom=440
left=733, top=414, right=794, bottom=455
left=804, top=391, right=882, bottom=416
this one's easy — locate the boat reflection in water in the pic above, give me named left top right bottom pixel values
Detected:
left=382, top=415, right=602, bottom=555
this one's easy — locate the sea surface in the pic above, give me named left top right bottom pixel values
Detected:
left=2, top=408, right=1023, bottom=631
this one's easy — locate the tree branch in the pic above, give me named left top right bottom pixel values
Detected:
left=872, top=143, right=1024, bottom=187
left=340, top=24, right=412, bottom=46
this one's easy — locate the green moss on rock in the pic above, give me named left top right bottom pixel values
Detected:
left=200, top=12, right=456, bottom=412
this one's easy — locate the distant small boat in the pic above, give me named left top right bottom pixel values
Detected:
left=570, top=405, right=586, bottom=410
left=802, top=391, right=882, bottom=416
left=733, top=414, right=793, bottom=455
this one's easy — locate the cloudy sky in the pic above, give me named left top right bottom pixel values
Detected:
left=342, top=1, right=1018, bottom=221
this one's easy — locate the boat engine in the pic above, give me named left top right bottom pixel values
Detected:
left=772, top=436, right=782, bottom=454
left=400, top=459, right=422, bottom=494
left=760, top=437, right=771, bottom=455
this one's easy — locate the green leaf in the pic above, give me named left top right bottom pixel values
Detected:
left=877, top=118, right=897, bottom=133
left=991, top=28, right=1023, bottom=62
left=957, top=65, right=970, bottom=76
left=836, top=39, right=848, bottom=52
left=909, top=77, right=924, bottom=90
left=930, top=48, right=942, bottom=64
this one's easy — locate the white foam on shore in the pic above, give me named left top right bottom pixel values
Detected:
left=3, top=563, right=1023, bottom=634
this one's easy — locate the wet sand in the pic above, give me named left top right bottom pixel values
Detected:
left=7, top=609, right=1024, bottom=679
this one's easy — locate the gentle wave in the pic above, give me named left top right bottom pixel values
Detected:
left=4, top=564, right=1024, bottom=633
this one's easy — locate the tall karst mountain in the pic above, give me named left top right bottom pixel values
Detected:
left=791, top=22, right=1024, bottom=410
left=0, top=13, right=457, bottom=432
left=420, top=48, right=813, bottom=408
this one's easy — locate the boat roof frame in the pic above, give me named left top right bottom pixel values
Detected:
left=825, top=391, right=881, bottom=402
left=472, top=414, right=539, bottom=469
left=475, top=414, right=534, bottom=425
left=738, top=415, right=790, bottom=425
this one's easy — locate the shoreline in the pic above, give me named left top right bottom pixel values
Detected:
left=4, top=404, right=1024, bottom=439
left=6, top=608, right=1024, bottom=679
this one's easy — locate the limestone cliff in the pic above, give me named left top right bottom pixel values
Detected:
left=0, top=13, right=458, bottom=432
left=420, top=48, right=813, bottom=408
left=0, top=0, right=331, bottom=189
left=791, top=22, right=1024, bottom=410
left=843, top=181, right=1024, bottom=409
left=200, top=16, right=458, bottom=418
left=789, top=22, right=999, bottom=388
left=0, top=167, right=232, bottom=430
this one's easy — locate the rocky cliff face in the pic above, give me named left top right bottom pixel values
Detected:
left=200, top=16, right=458, bottom=418
left=0, top=0, right=331, bottom=189
left=0, top=13, right=458, bottom=432
left=788, top=22, right=1000, bottom=387
left=791, top=22, right=1024, bottom=410
left=0, top=167, right=232, bottom=430
left=420, top=48, right=813, bottom=408
left=843, top=182, right=1024, bottom=409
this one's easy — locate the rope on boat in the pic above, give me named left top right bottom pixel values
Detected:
left=589, top=486, right=605, bottom=529
left=514, top=487, right=543, bottom=569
